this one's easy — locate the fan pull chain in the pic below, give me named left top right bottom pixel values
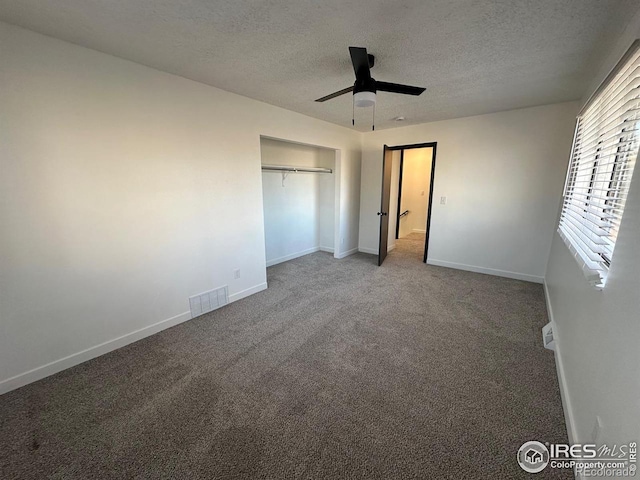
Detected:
left=352, top=96, right=355, bottom=126
left=372, top=102, right=375, bottom=131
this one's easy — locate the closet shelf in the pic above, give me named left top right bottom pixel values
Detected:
left=261, top=164, right=333, bottom=174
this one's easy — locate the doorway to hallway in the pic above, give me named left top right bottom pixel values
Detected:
left=377, top=143, right=437, bottom=266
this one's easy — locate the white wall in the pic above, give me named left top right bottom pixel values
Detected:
left=544, top=9, right=640, bottom=448
left=260, top=138, right=335, bottom=266
left=318, top=150, right=336, bottom=251
left=0, top=22, right=361, bottom=393
left=399, top=148, right=432, bottom=238
left=358, top=102, right=578, bottom=282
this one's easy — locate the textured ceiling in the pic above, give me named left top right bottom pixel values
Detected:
left=1, top=0, right=638, bottom=131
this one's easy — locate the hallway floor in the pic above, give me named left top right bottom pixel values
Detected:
left=394, top=232, right=426, bottom=260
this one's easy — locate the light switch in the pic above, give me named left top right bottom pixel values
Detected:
left=440, top=196, right=447, bottom=205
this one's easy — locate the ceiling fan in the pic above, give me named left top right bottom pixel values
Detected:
left=315, top=47, right=426, bottom=124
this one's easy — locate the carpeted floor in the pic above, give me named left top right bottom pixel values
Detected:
left=0, top=238, right=570, bottom=479
left=394, top=232, right=426, bottom=261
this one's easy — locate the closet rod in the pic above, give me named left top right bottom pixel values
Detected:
left=261, top=164, right=333, bottom=174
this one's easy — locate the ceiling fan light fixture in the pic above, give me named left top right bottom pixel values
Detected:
left=354, top=91, right=376, bottom=108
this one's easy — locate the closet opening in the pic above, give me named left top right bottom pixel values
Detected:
left=260, top=137, right=338, bottom=267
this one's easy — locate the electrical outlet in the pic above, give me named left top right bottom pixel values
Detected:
left=440, top=196, right=447, bottom=205
left=234, top=269, right=241, bottom=279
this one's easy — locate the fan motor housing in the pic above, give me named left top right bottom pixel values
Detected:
left=367, top=54, right=375, bottom=68
left=354, top=77, right=377, bottom=94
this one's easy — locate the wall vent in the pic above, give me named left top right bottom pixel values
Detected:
left=542, top=322, right=555, bottom=351
left=189, top=286, right=228, bottom=319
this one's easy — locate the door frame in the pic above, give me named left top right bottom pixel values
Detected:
left=387, top=142, right=438, bottom=263
left=394, top=149, right=405, bottom=240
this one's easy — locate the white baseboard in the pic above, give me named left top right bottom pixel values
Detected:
left=266, top=247, right=320, bottom=267
left=267, top=246, right=337, bottom=267
left=358, top=247, right=377, bottom=255
left=0, top=310, right=189, bottom=395
left=426, top=258, right=544, bottom=284
left=412, top=229, right=426, bottom=233
left=335, top=247, right=358, bottom=259
left=387, top=244, right=396, bottom=253
left=0, top=282, right=268, bottom=396
left=544, top=281, right=578, bottom=447
left=229, top=282, right=267, bottom=302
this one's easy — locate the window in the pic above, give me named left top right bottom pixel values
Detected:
left=559, top=41, right=640, bottom=288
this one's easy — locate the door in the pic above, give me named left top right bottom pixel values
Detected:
left=378, top=145, right=393, bottom=266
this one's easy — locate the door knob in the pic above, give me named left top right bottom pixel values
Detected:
left=377, top=212, right=388, bottom=216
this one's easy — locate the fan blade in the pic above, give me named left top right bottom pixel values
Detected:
left=315, top=86, right=354, bottom=102
left=349, top=47, right=371, bottom=79
left=376, top=81, right=426, bottom=96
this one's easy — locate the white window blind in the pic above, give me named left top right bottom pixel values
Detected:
left=559, top=41, right=640, bottom=288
